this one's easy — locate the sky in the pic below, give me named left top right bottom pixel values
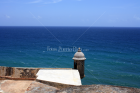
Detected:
left=0, top=0, right=140, bottom=27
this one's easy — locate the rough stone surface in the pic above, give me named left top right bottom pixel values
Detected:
left=26, top=81, right=59, bottom=93
left=0, top=80, right=140, bottom=93
left=36, top=79, right=74, bottom=89
left=57, top=85, right=140, bottom=93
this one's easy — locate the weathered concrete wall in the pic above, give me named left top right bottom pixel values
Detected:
left=12, top=68, right=39, bottom=78
left=0, top=66, right=39, bottom=79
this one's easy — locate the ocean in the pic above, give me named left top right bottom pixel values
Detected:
left=0, top=26, right=140, bottom=88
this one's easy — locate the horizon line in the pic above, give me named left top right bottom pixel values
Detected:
left=0, top=26, right=140, bottom=28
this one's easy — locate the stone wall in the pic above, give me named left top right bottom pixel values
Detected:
left=0, top=66, right=39, bottom=79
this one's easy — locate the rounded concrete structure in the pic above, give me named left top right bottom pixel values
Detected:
left=73, top=48, right=86, bottom=60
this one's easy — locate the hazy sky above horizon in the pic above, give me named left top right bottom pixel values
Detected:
left=0, top=0, right=140, bottom=27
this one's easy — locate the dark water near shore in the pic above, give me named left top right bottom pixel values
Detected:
left=0, top=26, right=140, bottom=88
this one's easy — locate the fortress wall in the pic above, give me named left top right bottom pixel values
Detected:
left=0, top=66, right=39, bottom=79
left=0, top=66, right=72, bottom=79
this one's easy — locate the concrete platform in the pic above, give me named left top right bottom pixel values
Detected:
left=36, top=69, right=82, bottom=86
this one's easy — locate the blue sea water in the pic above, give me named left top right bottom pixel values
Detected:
left=0, top=26, right=140, bottom=88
